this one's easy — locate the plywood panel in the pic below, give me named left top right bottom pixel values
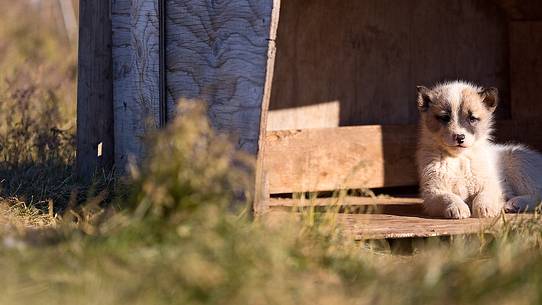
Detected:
left=165, top=0, right=275, bottom=154
left=112, top=0, right=160, bottom=170
left=269, top=0, right=510, bottom=130
left=264, top=121, right=542, bottom=194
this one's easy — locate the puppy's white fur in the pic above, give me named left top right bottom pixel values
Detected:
left=417, top=81, right=542, bottom=219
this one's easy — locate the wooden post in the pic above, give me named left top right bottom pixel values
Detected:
left=76, top=0, right=114, bottom=180
left=254, top=0, right=282, bottom=215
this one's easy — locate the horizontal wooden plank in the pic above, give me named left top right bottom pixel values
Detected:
left=337, top=213, right=534, bottom=240
left=264, top=211, right=535, bottom=240
left=266, top=196, right=423, bottom=208
left=263, top=124, right=419, bottom=193
left=263, top=121, right=542, bottom=194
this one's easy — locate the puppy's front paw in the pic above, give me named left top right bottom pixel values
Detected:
left=424, top=194, right=471, bottom=219
left=472, top=193, right=503, bottom=218
left=443, top=202, right=471, bottom=219
left=472, top=204, right=501, bottom=218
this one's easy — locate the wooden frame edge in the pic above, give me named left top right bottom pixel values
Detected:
left=254, top=0, right=282, bottom=216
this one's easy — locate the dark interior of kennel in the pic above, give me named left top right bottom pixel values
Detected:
left=263, top=0, right=542, bottom=197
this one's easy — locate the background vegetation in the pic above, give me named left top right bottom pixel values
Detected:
left=0, top=0, right=76, bottom=220
left=0, top=1, right=540, bottom=305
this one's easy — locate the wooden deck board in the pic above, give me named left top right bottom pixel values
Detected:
left=264, top=210, right=536, bottom=240
left=335, top=213, right=530, bottom=240
left=266, top=196, right=423, bottom=208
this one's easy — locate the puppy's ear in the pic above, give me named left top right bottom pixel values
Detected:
left=416, top=86, right=433, bottom=112
left=479, top=87, right=498, bottom=112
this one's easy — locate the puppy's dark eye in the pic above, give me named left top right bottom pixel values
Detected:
left=436, top=115, right=451, bottom=123
left=468, top=116, right=480, bottom=124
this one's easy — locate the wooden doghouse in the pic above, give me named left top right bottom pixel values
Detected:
left=78, top=0, right=542, bottom=239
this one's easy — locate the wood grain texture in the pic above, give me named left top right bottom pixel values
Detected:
left=266, top=196, right=423, bottom=208
left=112, top=0, right=160, bottom=170
left=269, top=0, right=510, bottom=131
left=264, top=125, right=419, bottom=194
left=264, top=211, right=534, bottom=240
left=254, top=0, right=281, bottom=215
left=510, top=22, right=542, bottom=120
left=165, top=0, right=274, bottom=154
left=264, top=121, right=542, bottom=194
left=77, top=0, right=114, bottom=179
left=334, top=213, right=532, bottom=240
left=267, top=101, right=340, bottom=131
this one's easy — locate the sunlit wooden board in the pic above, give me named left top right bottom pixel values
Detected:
left=263, top=210, right=537, bottom=240
left=266, top=196, right=423, bottom=208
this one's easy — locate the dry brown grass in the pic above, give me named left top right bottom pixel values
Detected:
left=0, top=0, right=77, bottom=217
left=0, top=197, right=57, bottom=229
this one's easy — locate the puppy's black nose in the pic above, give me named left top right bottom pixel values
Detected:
left=455, top=134, right=465, bottom=144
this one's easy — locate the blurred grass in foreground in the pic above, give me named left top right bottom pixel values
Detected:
left=0, top=2, right=542, bottom=305
left=0, top=103, right=541, bottom=305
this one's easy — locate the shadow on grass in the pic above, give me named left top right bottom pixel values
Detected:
left=0, top=160, right=116, bottom=217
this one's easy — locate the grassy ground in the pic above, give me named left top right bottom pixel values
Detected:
left=1, top=1, right=542, bottom=305
left=0, top=0, right=76, bottom=220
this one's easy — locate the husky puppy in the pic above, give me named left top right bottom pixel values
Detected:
left=416, top=81, right=542, bottom=219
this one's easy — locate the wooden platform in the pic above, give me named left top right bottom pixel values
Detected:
left=263, top=196, right=537, bottom=240
left=335, top=213, right=527, bottom=240
left=266, top=196, right=423, bottom=208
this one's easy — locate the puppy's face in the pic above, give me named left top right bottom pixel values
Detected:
left=417, top=82, right=498, bottom=155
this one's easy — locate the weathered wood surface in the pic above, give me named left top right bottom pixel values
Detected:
left=77, top=0, right=114, bottom=179
left=267, top=101, right=340, bottom=131
left=263, top=121, right=542, bottom=194
left=112, top=0, right=160, bottom=170
left=510, top=22, right=542, bottom=120
left=336, top=213, right=533, bottom=240
left=165, top=0, right=275, bottom=154
left=264, top=125, right=419, bottom=194
left=264, top=211, right=535, bottom=240
left=266, top=196, right=423, bottom=208
left=254, top=0, right=282, bottom=215
left=268, top=0, right=509, bottom=131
